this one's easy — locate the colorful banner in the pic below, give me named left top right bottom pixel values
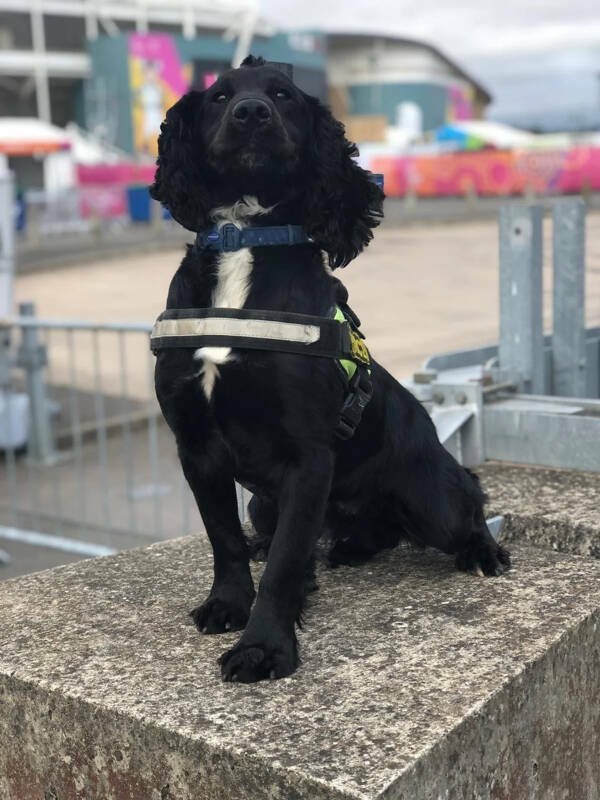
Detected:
left=370, top=147, right=600, bottom=197
left=128, top=33, right=190, bottom=157
left=77, top=164, right=157, bottom=219
left=77, top=163, right=156, bottom=186
left=79, top=185, right=127, bottom=219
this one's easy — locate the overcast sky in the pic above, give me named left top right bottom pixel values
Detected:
left=259, top=0, right=600, bottom=129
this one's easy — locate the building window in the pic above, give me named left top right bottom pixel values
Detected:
left=0, top=11, right=33, bottom=49
left=43, top=14, right=86, bottom=52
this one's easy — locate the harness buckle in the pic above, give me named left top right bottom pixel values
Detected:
left=220, top=223, right=242, bottom=252
left=336, top=367, right=373, bottom=440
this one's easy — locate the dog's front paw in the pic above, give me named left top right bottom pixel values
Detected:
left=219, top=634, right=299, bottom=683
left=190, top=591, right=253, bottom=634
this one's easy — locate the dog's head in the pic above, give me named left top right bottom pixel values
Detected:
left=150, top=55, right=383, bottom=268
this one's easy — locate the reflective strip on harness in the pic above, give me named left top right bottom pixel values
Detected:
left=150, top=307, right=366, bottom=364
left=152, top=316, right=321, bottom=345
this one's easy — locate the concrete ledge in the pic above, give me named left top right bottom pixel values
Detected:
left=480, top=461, right=600, bottom=557
left=2, top=464, right=600, bottom=799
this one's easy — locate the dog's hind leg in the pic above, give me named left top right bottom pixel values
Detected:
left=392, top=456, right=510, bottom=577
left=454, top=505, right=511, bottom=577
left=326, top=503, right=401, bottom=567
left=219, top=444, right=334, bottom=683
left=451, top=468, right=511, bottom=577
left=246, top=494, right=277, bottom=562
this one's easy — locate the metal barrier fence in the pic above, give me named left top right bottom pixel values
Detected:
left=24, top=188, right=95, bottom=237
left=0, top=303, right=247, bottom=563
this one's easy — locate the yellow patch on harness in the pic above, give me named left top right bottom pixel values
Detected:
left=333, top=306, right=370, bottom=379
left=349, top=328, right=370, bottom=365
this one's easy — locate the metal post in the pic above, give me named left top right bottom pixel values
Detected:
left=552, top=199, right=587, bottom=397
left=499, top=204, right=546, bottom=393
left=182, top=0, right=195, bottom=39
left=85, top=0, right=99, bottom=40
left=0, top=162, right=15, bottom=319
left=17, top=302, right=56, bottom=464
left=0, top=162, right=14, bottom=446
left=231, top=8, right=259, bottom=67
left=30, top=2, right=51, bottom=123
left=136, top=0, right=148, bottom=33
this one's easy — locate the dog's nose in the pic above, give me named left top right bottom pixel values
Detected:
left=232, top=98, right=272, bottom=126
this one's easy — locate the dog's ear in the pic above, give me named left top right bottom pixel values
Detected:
left=149, top=91, right=210, bottom=231
left=303, top=98, right=384, bottom=269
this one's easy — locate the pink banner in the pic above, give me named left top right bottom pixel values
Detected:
left=79, top=185, right=127, bottom=219
left=128, top=33, right=189, bottom=156
left=370, top=147, right=600, bottom=198
left=77, top=164, right=156, bottom=186
left=77, top=163, right=157, bottom=219
left=128, top=33, right=187, bottom=97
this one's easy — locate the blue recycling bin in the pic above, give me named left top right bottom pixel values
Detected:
left=127, top=186, right=151, bottom=222
left=127, top=186, right=172, bottom=222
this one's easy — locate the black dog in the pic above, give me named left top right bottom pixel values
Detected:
left=150, top=55, right=510, bottom=683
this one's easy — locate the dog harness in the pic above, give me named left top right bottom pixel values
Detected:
left=151, top=304, right=373, bottom=440
left=155, top=176, right=384, bottom=438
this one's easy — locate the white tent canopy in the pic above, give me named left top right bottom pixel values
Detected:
left=0, top=118, right=70, bottom=155
left=0, top=118, right=142, bottom=191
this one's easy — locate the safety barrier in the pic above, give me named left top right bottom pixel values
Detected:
left=407, top=197, right=600, bottom=472
left=0, top=305, right=247, bottom=565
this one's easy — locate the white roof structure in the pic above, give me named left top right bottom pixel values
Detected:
left=0, top=0, right=267, bottom=42
left=65, top=123, right=146, bottom=165
left=0, top=118, right=70, bottom=155
left=0, top=118, right=143, bottom=166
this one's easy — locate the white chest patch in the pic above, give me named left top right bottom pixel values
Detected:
left=194, top=196, right=272, bottom=398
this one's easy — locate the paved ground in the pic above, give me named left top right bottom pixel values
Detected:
left=4, top=208, right=600, bottom=580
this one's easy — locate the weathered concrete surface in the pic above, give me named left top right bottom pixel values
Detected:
left=480, top=461, right=600, bottom=558
left=2, top=469, right=600, bottom=800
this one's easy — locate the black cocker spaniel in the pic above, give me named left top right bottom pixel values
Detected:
left=150, top=55, right=510, bottom=683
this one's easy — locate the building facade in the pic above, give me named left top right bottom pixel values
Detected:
left=86, top=30, right=326, bottom=156
left=0, top=3, right=490, bottom=161
left=326, top=34, right=491, bottom=134
left=0, top=0, right=271, bottom=127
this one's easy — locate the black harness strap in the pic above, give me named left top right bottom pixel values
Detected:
left=336, top=367, right=373, bottom=440
left=150, top=306, right=373, bottom=440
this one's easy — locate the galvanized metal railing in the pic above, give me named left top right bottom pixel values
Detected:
left=0, top=305, right=247, bottom=563
left=409, top=197, right=600, bottom=473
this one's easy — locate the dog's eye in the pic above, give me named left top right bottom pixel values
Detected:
left=213, top=93, right=229, bottom=103
left=274, top=89, right=289, bottom=100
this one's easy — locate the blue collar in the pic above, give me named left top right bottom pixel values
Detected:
left=196, top=223, right=310, bottom=253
